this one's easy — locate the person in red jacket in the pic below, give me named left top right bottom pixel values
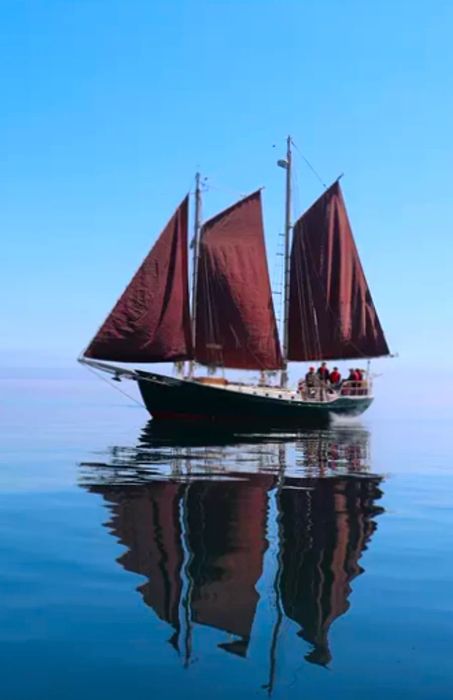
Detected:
left=346, top=368, right=360, bottom=395
left=329, top=367, right=341, bottom=387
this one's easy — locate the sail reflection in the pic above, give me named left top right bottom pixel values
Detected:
left=186, top=476, right=273, bottom=658
left=110, top=481, right=184, bottom=650
left=80, top=424, right=383, bottom=677
left=278, top=476, right=381, bottom=666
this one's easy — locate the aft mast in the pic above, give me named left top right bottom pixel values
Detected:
left=189, top=172, right=202, bottom=377
left=278, top=136, right=292, bottom=388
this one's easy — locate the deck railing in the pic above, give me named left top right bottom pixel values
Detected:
left=299, top=377, right=371, bottom=402
left=339, top=380, right=370, bottom=397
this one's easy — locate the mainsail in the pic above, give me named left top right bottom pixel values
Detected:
left=288, top=181, right=389, bottom=361
left=84, top=196, right=193, bottom=362
left=195, top=191, right=283, bottom=370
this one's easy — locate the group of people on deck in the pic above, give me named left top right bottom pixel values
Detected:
left=304, top=362, right=364, bottom=391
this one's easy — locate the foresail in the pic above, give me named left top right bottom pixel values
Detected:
left=195, top=190, right=282, bottom=370
left=84, top=196, right=193, bottom=363
left=288, top=182, right=389, bottom=361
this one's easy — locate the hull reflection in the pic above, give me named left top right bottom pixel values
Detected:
left=80, top=424, right=383, bottom=681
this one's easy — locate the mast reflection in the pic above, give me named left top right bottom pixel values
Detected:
left=80, top=424, right=383, bottom=674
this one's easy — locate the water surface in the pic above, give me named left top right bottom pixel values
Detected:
left=1, top=376, right=452, bottom=699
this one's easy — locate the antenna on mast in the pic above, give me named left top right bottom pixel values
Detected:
left=277, top=136, right=292, bottom=388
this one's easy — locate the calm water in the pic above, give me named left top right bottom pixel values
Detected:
left=1, top=374, right=453, bottom=699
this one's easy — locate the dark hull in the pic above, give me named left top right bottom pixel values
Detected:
left=137, top=372, right=373, bottom=427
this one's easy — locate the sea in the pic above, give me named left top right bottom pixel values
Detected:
left=1, top=368, right=452, bottom=699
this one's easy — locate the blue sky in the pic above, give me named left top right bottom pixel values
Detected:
left=2, top=0, right=452, bottom=371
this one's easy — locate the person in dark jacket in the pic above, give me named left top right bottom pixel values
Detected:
left=317, top=362, right=330, bottom=383
left=305, top=366, right=317, bottom=387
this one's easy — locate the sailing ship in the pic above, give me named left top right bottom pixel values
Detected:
left=80, top=137, right=390, bottom=425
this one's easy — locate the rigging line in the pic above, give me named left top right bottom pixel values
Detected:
left=291, top=140, right=327, bottom=190
left=85, top=364, right=144, bottom=407
left=202, top=175, right=249, bottom=201
left=291, top=159, right=302, bottom=225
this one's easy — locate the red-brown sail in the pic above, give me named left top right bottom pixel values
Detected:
left=195, top=191, right=282, bottom=370
left=84, top=197, right=193, bottom=362
left=288, top=181, right=389, bottom=361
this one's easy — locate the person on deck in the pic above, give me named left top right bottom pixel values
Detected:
left=355, top=368, right=366, bottom=394
left=317, top=362, right=330, bottom=383
left=305, top=367, right=317, bottom=387
left=329, top=367, right=341, bottom=387
left=346, top=368, right=359, bottom=396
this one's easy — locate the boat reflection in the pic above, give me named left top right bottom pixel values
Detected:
left=79, top=423, right=383, bottom=683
